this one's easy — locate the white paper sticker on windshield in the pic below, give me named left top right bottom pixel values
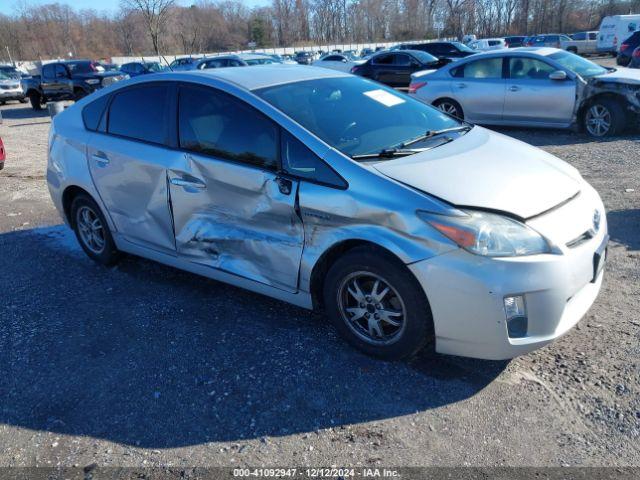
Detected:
left=363, top=89, right=405, bottom=107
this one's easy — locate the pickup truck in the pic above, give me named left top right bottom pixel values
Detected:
left=21, top=60, right=126, bottom=110
left=561, top=31, right=599, bottom=55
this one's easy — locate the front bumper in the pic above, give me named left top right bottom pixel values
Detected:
left=0, top=88, right=24, bottom=100
left=409, top=186, right=607, bottom=360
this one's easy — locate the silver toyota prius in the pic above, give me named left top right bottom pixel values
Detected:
left=47, top=65, right=608, bottom=361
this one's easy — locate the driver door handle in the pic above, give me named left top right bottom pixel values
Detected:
left=509, top=85, right=521, bottom=92
left=170, top=177, right=206, bottom=189
left=92, top=151, right=109, bottom=166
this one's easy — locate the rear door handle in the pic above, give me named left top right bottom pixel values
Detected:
left=92, top=151, right=109, bottom=166
left=170, top=177, right=206, bottom=190
left=509, top=85, right=521, bottom=92
left=456, top=83, right=467, bottom=89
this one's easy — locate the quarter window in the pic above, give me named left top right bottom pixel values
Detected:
left=107, top=84, right=170, bottom=144
left=462, top=58, right=503, bottom=79
left=178, top=84, right=278, bottom=170
left=82, top=93, right=111, bottom=132
left=281, top=131, right=346, bottom=188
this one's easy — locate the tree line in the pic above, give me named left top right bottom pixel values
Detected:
left=1, top=0, right=639, bottom=62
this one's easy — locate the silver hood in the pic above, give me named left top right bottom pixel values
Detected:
left=373, top=126, right=582, bottom=219
left=592, top=67, right=640, bottom=85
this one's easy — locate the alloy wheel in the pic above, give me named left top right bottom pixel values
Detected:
left=437, top=102, right=460, bottom=117
left=76, top=206, right=106, bottom=254
left=337, top=271, right=407, bottom=346
left=585, top=104, right=612, bottom=137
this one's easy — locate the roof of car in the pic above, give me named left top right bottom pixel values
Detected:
left=470, top=47, right=561, bottom=56
left=186, top=65, right=349, bottom=90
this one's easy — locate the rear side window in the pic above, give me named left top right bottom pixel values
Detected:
left=82, top=93, right=111, bottom=132
left=281, top=131, right=346, bottom=188
left=462, top=58, right=503, bottom=79
left=178, top=84, right=278, bottom=170
left=107, top=84, right=170, bottom=144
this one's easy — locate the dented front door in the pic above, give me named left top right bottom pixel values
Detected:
left=168, top=154, right=305, bottom=293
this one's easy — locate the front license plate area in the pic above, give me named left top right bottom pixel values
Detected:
left=592, top=234, right=609, bottom=283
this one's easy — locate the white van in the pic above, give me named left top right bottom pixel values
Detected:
left=597, top=14, right=640, bottom=53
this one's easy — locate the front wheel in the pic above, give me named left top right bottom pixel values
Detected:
left=71, top=194, right=121, bottom=266
left=323, top=247, right=434, bottom=360
left=28, top=91, right=43, bottom=110
left=583, top=99, right=625, bottom=137
left=433, top=98, right=464, bottom=120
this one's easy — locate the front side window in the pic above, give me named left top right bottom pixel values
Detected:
left=108, top=84, right=170, bottom=144
left=178, top=84, right=278, bottom=170
left=256, top=76, right=461, bottom=159
left=54, top=64, right=68, bottom=78
left=462, top=58, right=503, bottom=79
left=509, top=57, right=556, bottom=79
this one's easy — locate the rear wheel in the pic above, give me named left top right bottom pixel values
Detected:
left=583, top=98, right=625, bottom=137
left=323, top=246, right=434, bottom=360
left=433, top=98, right=464, bottom=120
left=70, top=194, right=120, bottom=266
left=29, top=91, right=43, bottom=110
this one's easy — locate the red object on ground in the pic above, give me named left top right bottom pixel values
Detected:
left=0, top=136, right=5, bottom=169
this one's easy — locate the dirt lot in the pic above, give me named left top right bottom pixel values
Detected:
left=0, top=72, right=639, bottom=469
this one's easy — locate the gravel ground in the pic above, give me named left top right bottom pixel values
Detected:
left=0, top=67, right=639, bottom=470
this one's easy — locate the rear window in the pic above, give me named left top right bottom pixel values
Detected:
left=107, top=84, right=170, bottom=144
left=82, top=94, right=111, bottom=132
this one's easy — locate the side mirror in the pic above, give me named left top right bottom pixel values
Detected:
left=549, top=70, right=567, bottom=81
left=341, top=59, right=347, bottom=63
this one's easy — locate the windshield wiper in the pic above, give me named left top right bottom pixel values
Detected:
left=351, top=147, right=425, bottom=160
left=401, top=125, right=473, bottom=148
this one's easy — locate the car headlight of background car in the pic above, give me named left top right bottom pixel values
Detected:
left=85, top=79, right=101, bottom=85
left=418, top=210, right=551, bottom=257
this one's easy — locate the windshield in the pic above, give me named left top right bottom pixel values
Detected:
left=452, top=42, right=476, bottom=53
left=255, top=76, right=462, bottom=159
left=0, top=66, right=20, bottom=79
left=548, top=51, right=607, bottom=78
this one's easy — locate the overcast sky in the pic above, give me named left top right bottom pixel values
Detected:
left=0, top=0, right=270, bottom=16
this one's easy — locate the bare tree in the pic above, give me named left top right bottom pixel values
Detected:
left=121, top=0, right=175, bottom=56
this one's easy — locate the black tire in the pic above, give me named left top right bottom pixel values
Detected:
left=433, top=98, right=464, bottom=120
left=29, top=91, right=43, bottom=111
left=70, top=194, right=120, bottom=266
left=616, top=55, right=630, bottom=66
left=74, top=89, right=88, bottom=101
left=583, top=98, right=626, bottom=138
left=323, top=246, right=434, bottom=361
left=567, top=47, right=578, bottom=54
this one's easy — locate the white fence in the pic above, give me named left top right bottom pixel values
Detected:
left=14, top=38, right=456, bottom=74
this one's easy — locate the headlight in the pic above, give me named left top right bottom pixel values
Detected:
left=85, top=79, right=101, bottom=85
left=417, top=210, right=550, bottom=257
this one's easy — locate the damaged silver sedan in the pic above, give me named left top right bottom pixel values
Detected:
left=47, top=66, right=607, bottom=360
left=409, top=47, right=640, bottom=137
